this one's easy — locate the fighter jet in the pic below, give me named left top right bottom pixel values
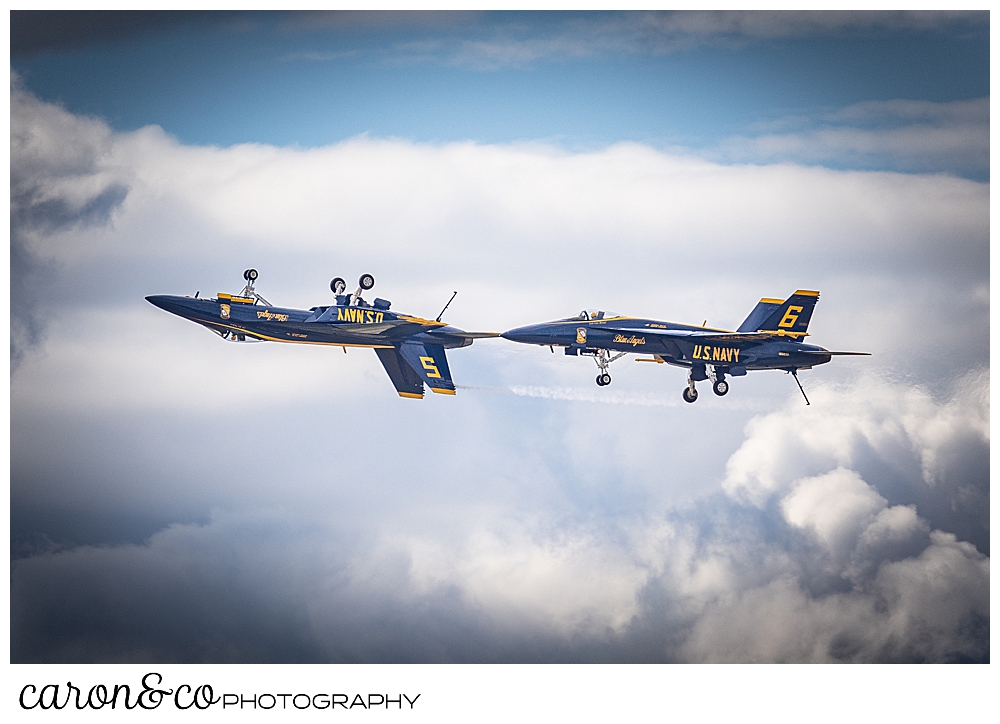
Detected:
left=501, top=290, right=868, bottom=404
left=147, top=269, right=498, bottom=398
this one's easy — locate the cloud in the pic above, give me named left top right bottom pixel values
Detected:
left=278, top=50, right=358, bottom=63
left=680, top=531, right=988, bottom=663
left=10, top=72, right=131, bottom=365
left=10, top=10, right=270, bottom=58
left=11, top=371, right=989, bottom=662
left=381, top=11, right=987, bottom=70
left=711, top=98, right=990, bottom=178
left=10, top=81, right=989, bottom=663
left=724, top=369, right=990, bottom=555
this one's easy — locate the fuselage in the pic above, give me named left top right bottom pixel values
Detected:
left=501, top=315, right=833, bottom=371
left=145, top=294, right=475, bottom=349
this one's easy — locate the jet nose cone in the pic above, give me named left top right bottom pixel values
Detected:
left=145, top=295, right=170, bottom=310
left=500, top=325, right=529, bottom=342
left=501, top=324, right=553, bottom=345
left=145, top=294, right=193, bottom=318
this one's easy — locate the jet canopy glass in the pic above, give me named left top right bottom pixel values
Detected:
left=570, top=309, right=620, bottom=321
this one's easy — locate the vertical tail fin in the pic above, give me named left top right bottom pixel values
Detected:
left=737, top=298, right=784, bottom=333
left=757, top=290, right=820, bottom=338
left=398, top=341, right=456, bottom=395
left=375, top=348, right=425, bottom=399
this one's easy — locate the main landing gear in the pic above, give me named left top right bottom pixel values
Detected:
left=238, top=268, right=272, bottom=306
left=591, top=348, right=627, bottom=386
left=682, top=365, right=729, bottom=403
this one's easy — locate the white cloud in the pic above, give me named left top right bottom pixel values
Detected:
left=380, top=12, right=986, bottom=70
left=10, top=80, right=989, bottom=663
left=724, top=370, right=990, bottom=508
left=680, top=530, right=988, bottom=662
left=781, top=468, right=888, bottom=556
left=713, top=98, right=989, bottom=177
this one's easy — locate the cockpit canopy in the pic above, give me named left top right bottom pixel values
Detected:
left=569, top=309, right=619, bottom=321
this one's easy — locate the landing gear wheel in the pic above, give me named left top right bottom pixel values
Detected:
left=244, top=268, right=258, bottom=281
left=330, top=277, right=346, bottom=294
left=682, top=387, right=698, bottom=403
left=713, top=380, right=729, bottom=396
left=359, top=274, right=375, bottom=290
left=599, top=373, right=611, bottom=386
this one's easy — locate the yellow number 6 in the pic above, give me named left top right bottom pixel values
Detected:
left=779, top=305, right=803, bottom=328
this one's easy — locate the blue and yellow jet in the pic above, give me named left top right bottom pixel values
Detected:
left=501, top=291, right=868, bottom=404
left=147, top=270, right=498, bottom=399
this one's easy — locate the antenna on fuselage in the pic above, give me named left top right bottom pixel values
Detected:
left=436, top=291, right=457, bottom=322
left=790, top=368, right=810, bottom=406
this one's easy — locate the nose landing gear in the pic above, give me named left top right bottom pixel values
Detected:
left=590, top=349, right=627, bottom=386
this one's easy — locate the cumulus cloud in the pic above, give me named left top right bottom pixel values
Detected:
left=724, top=369, right=989, bottom=554
left=10, top=81, right=988, bottom=663
left=11, top=372, right=989, bottom=662
left=10, top=72, right=130, bottom=364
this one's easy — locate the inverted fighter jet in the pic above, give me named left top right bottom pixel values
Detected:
left=501, top=290, right=867, bottom=404
left=147, top=269, right=498, bottom=399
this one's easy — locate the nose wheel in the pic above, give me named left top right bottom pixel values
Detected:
left=590, top=348, right=627, bottom=386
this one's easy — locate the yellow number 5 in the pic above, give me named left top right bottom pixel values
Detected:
left=420, top=356, right=441, bottom=378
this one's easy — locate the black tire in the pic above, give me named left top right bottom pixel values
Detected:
left=596, top=375, right=604, bottom=386
left=600, top=373, right=611, bottom=386
left=244, top=268, right=258, bottom=281
left=359, top=274, right=375, bottom=290
left=713, top=380, right=729, bottom=396
left=682, top=387, right=698, bottom=403
left=330, top=277, right=346, bottom=294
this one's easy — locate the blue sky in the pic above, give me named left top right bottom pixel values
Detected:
left=12, top=11, right=988, bottom=161
left=9, top=10, right=990, bottom=672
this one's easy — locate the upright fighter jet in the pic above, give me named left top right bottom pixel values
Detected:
left=147, top=269, right=498, bottom=399
left=501, top=290, right=867, bottom=404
